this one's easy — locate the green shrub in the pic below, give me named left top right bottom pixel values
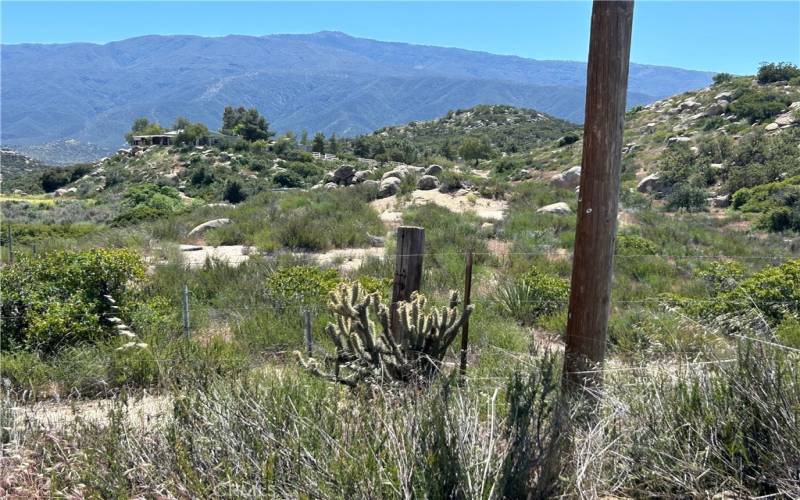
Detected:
left=712, top=72, right=734, bottom=84
left=494, top=268, right=570, bottom=325
left=756, top=61, right=800, bottom=84
left=190, top=166, right=215, bottom=186
left=39, top=164, right=93, bottom=193
left=658, top=142, right=698, bottom=189
left=665, top=185, right=707, bottom=212
left=719, top=258, right=800, bottom=324
left=268, top=189, right=383, bottom=250
left=223, top=180, right=247, bottom=204
left=729, top=89, right=791, bottom=123
left=273, top=170, right=304, bottom=188
left=616, top=234, right=658, bottom=256
left=0, top=248, right=146, bottom=354
left=1, top=222, right=99, bottom=246
left=493, top=156, right=525, bottom=176
left=402, top=204, right=489, bottom=291
left=286, top=161, right=322, bottom=180
left=726, top=129, right=800, bottom=193
left=113, top=183, right=185, bottom=225
left=264, top=265, right=341, bottom=306
left=697, top=261, right=746, bottom=294
left=620, top=188, right=651, bottom=210
left=557, top=133, right=579, bottom=147
left=758, top=206, right=800, bottom=232
left=775, top=316, right=800, bottom=348
left=731, top=176, right=800, bottom=212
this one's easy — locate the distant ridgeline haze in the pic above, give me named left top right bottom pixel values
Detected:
left=1, top=31, right=714, bottom=161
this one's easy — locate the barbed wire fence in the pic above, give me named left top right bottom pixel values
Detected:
left=2, top=224, right=798, bottom=384
left=170, top=241, right=799, bottom=385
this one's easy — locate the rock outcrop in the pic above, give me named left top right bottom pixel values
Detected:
left=417, top=175, right=439, bottom=190
left=536, top=202, right=572, bottom=215
left=188, top=218, right=232, bottom=237
left=550, top=166, right=581, bottom=189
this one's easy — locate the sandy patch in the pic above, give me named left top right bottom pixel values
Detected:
left=487, top=239, right=512, bottom=259
left=722, top=220, right=752, bottom=232
left=180, top=244, right=254, bottom=268
left=292, top=247, right=386, bottom=273
left=371, top=189, right=507, bottom=222
left=9, top=394, right=172, bottom=432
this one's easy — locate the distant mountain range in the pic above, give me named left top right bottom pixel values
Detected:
left=1, top=31, right=714, bottom=160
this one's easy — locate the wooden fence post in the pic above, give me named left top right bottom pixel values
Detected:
left=182, top=284, right=191, bottom=338
left=459, top=250, right=474, bottom=382
left=303, top=309, right=313, bottom=357
left=563, top=0, right=635, bottom=389
left=391, top=226, right=425, bottom=345
left=6, top=226, right=13, bottom=265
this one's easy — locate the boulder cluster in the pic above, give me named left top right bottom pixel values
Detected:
left=765, top=101, right=799, bottom=131
left=316, top=163, right=446, bottom=199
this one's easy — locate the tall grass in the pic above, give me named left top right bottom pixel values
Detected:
left=4, top=341, right=796, bottom=497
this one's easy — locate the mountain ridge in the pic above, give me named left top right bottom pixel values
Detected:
left=1, top=31, right=714, bottom=158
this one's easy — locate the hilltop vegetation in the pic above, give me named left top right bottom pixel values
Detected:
left=351, top=105, right=577, bottom=162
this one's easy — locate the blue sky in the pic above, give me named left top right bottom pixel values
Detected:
left=2, top=1, right=798, bottom=74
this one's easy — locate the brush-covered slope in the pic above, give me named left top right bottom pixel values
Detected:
left=0, top=149, right=51, bottom=186
left=506, top=75, right=800, bottom=228
left=364, top=105, right=578, bottom=155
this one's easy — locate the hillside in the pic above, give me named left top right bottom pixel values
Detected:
left=0, top=148, right=51, bottom=185
left=3, top=69, right=800, bottom=498
left=11, top=140, right=113, bottom=166
left=359, top=104, right=577, bottom=157
left=1, top=31, right=713, bottom=156
left=508, top=75, right=800, bottom=229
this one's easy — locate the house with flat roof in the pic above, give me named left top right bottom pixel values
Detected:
left=131, top=130, right=233, bottom=147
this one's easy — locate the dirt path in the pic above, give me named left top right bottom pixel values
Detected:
left=8, top=394, right=172, bottom=432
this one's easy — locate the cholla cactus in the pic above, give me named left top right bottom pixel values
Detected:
left=296, top=282, right=474, bottom=386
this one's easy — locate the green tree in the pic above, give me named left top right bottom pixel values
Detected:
left=223, top=180, right=247, bottom=204
left=175, top=122, right=210, bottom=145
left=440, top=139, right=456, bottom=160
left=272, top=135, right=296, bottom=157
left=328, top=133, right=339, bottom=155
left=300, top=130, right=309, bottom=146
left=757, top=62, right=800, bottom=84
left=220, top=106, right=275, bottom=142
left=459, top=136, right=495, bottom=165
left=124, top=118, right=164, bottom=144
left=312, top=132, right=326, bottom=153
left=712, top=72, right=734, bottom=85
left=172, top=116, right=191, bottom=130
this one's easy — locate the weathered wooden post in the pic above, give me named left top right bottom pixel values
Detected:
left=459, top=250, right=474, bottom=382
left=391, top=226, right=425, bottom=345
left=563, top=0, right=634, bottom=389
left=303, top=309, right=313, bottom=358
left=182, top=284, right=191, bottom=338
left=6, top=226, right=13, bottom=265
